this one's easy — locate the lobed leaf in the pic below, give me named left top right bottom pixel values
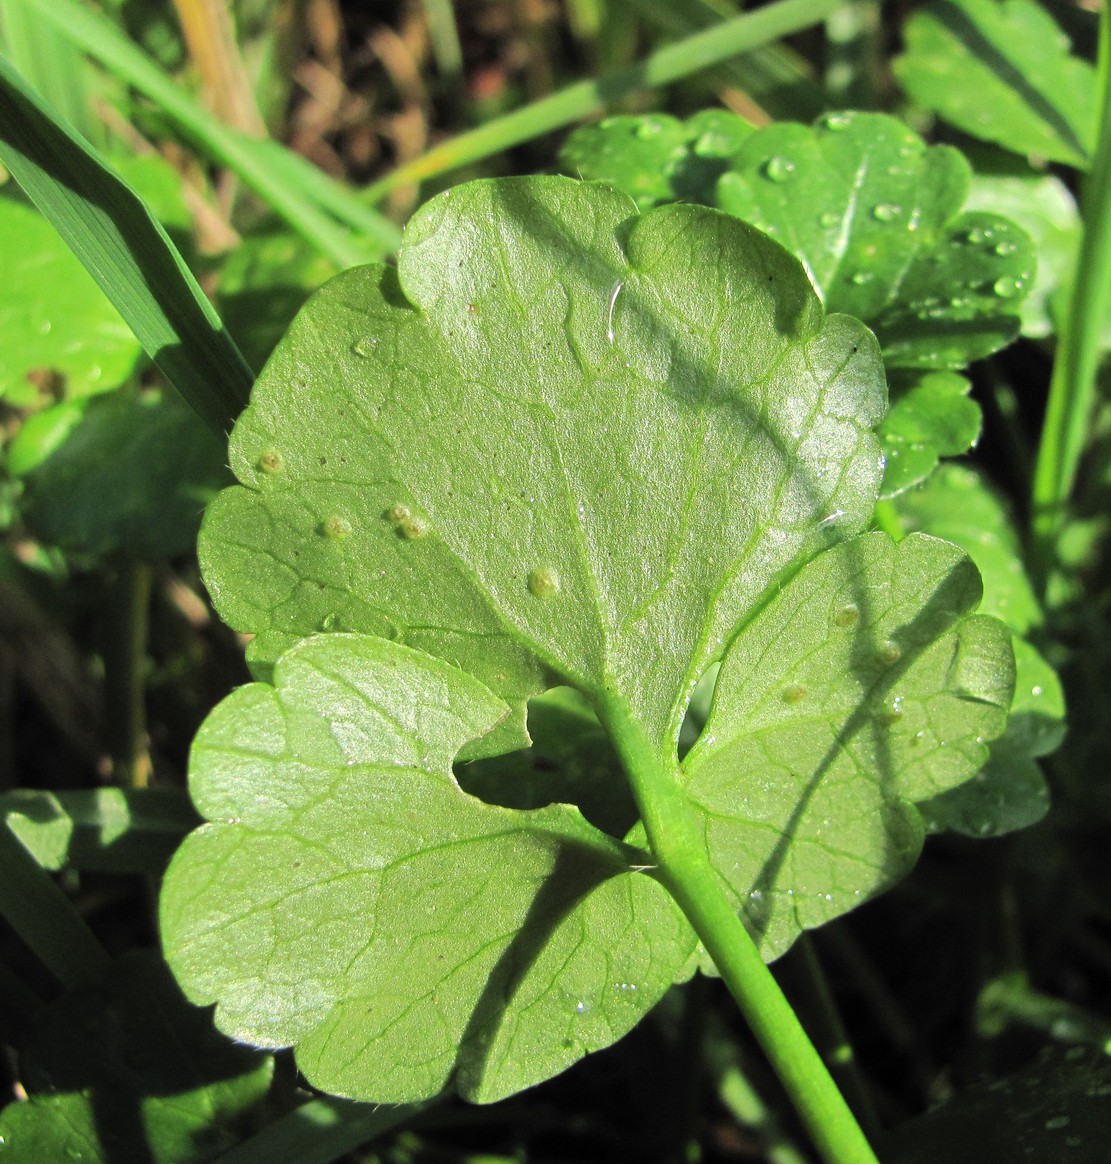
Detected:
left=893, top=0, right=1096, bottom=170
left=200, top=176, right=886, bottom=747
left=715, top=111, right=1036, bottom=369
left=161, top=634, right=695, bottom=1103
left=682, top=531, right=1013, bottom=958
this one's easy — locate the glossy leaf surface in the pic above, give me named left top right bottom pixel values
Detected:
left=715, top=112, right=1035, bottom=369
left=162, top=634, right=695, bottom=1104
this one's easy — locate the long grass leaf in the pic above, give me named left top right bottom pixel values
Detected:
left=23, top=0, right=402, bottom=263
left=0, top=53, right=253, bottom=436
left=365, top=0, right=839, bottom=200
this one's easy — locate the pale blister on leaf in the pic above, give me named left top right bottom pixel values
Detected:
left=160, top=633, right=695, bottom=1104
left=714, top=112, right=1035, bottom=369
left=201, top=175, right=886, bottom=749
left=893, top=0, right=1096, bottom=169
left=681, top=531, right=1014, bottom=958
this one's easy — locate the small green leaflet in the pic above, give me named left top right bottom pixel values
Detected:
left=163, top=176, right=1015, bottom=1104
left=715, top=111, right=1036, bottom=369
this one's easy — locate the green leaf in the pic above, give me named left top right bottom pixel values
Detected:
left=0, top=788, right=200, bottom=874
left=878, top=372, right=980, bottom=498
left=919, top=637, right=1058, bottom=837
left=880, top=1044, right=1111, bottom=1164
left=161, top=633, right=695, bottom=1104
left=965, top=168, right=1080, bottom=340
left=893, top=0, right=1097, bottom=169
left=681, top=531, right=1013, bottom=959
left=0, top=951, right=272, bottom=1164
left=895, top=462, right=1041, bottom=635
left=894, top=465, right=1062, bottom=836
left=199, top=176, right=887, bottom=749
left=216, top=230, right=339, bottom=371
left=715, top=111, right=1035, bottom=370
left=11, top=388, right=229, bottom=561
left=0, top=52, right=253, bottom=436
left=559, top=109, right=754, bottom=210
left=168, top=176, right=1018, bottom=1107
left=0, top=194, right=142, bottom=405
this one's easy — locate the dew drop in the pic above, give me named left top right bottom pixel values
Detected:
left=528, top=567, right=561, bottom=597
left=693, top=131, right=730, bottom=157
left=37, top=319, right=51, bottom=335
left=762, top=155, right=795, bottom=183
left=819, top=211, right=840, bottom=228
left=823, top=112, right=853, bottom=131
left=258, top=449, right=284, bottom=474
left=1031, top=685, right=1044, bottom=697
left=875, top=641, right=902, bottom=665
left=993, top=275, right=1026, bottom=299
left=994, top=240, right=1018, bottom=256
left=1045, top=1115, right=1070, bottom=1131
left=877, top=696, right=904, bottom=724
left=872, top=202, right=901, bottom=222
left=321, top=612, right=340, bottom=631
left=399, top=516, right=429, bottom=540
left=352, top=337, right=379, bottom=357
left=322, top=515, right=352, bottom=539
left=636, top=119, right=664, bottom=139
left=964, top=226, right=990, bottom=245
left=575, top=1000, right=587, bottom=1013
left=782, top=683, right=809, bottom=705
left=850, top=271, right=873, bottom=286
left=833, top=603, right=860, bottom=628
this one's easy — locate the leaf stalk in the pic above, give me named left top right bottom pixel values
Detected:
left=596, top=690, right=880, bottom=1164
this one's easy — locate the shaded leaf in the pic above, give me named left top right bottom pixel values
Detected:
left=893, top=0, right=1096, bottom=169
left=161, top=634, right=695, bottom=1104
left=715, top=112, right=1035, bottom=369
left=682, top=531, right=1013, bottom=958
left=881, top=1044, right=1111, bottom=1164
left=12, top=388, right=229, bottom=561
left=878, top=372, right=980, bottom=498
left=0, top=951, right=271, bottom=1163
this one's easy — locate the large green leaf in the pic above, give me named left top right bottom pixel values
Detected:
left=715, top=112, right=1035, bottom=369
left=682, top=531, right=1012, bottom=958
left=0, top=952, right=272, bottom=1163
left=161, top=633, right=696, bottom=1104
left=893, top=0, right=1096, bottom=170
left=199, top=177, right=887, bottom=748
left=164, top=176, right=1015, bottom=1104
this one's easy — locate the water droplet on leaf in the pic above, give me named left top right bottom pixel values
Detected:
left=875, top=641, right=902, bottom=665
left=850, top=271, right=873, bottom=286
left=762, top=156, right=795, bottom=182
left=871, top=202, right=901, bottom=222
left=993, top=276, right=1025, bottom=299
left=823, top=112, right=853, bottom=130
left=994, top=241, right=1018, bottom=256
left=352, top=337, right=379, bottom=357
left=819, top=211, right=840, bottom=228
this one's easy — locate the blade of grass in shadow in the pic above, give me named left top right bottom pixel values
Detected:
left=365, top=0, right=839, bottom=200
left=212, top=1098, right=428, bottom=1164
left=0, top=53, right=253, bottom=436
left=22, top=0, right=401, bottom=264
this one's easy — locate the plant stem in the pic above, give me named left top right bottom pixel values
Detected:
left=597, top=691, right=880, bottom=1164
left=102, top=559, right=152, bottom=789
left=364, top=0, right=840, bottom=201
left=1030, top=2, right=1111, bottom=587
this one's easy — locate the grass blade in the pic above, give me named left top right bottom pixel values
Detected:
left=23, top=0, right=402, bottom=264
left=365, top=0, right=839, bottom=200
left=0, top=52, right=253, bottom=436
